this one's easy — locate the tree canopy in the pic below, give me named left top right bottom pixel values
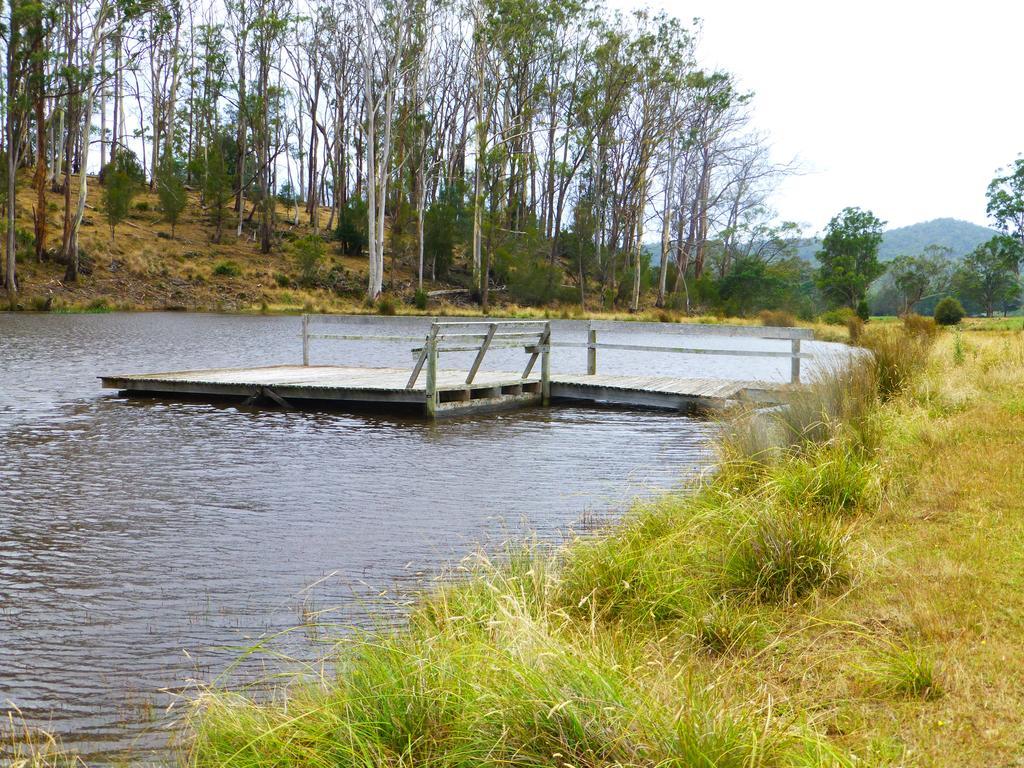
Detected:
left=815, top=207, right=886, bottom=309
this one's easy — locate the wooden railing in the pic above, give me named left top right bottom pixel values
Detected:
left=301, top=316, right=812, bottom=412
left=409, top=321, right=551, bottom=415
left=552, top=321, right=813, bottom=385
left=301, top=316, right=551, bottom=415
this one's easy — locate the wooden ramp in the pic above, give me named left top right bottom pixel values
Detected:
left=100, top=318, right=811, bottom=418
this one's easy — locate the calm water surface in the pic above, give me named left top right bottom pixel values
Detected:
left=0, top=313, right=838, bottom=763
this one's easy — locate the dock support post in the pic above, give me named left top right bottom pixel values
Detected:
left=790, top=338, right=801, bottom=384
left=302, top=315, right=310, bottom=366
left=587, top=323, right=597, bottom=375
left=541, top=323, right=551, bottom=406
left=425, top=336, right=438, bottom=417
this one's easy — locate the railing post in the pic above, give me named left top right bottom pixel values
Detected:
left=790, top=337, right=801, bottom=384
left=587, top=322, right=597, bottom=375
left=541, top=322, right=551, bottom=406
left=425, top=335, right=438, bottom=417
left=302, top=315, right=310, bottom=366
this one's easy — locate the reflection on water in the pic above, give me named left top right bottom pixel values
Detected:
left=0, top=313, right=756, bottom=763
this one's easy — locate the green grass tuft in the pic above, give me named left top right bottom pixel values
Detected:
left=724, top=510, right=850, bottom=603
left=869, top=642, right=943, bottom=701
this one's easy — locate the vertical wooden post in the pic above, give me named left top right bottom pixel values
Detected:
left=541, top=323, right=551, bottom=406
left=790, top=338, right=801, bottom=384
left=425, top=335, right=438, bottom=417
left=587, top=322, right=597, bottom=375
left=302, top=315, right=310, bottom=366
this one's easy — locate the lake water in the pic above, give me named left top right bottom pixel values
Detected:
left=0, top=313, right=840, bottom=764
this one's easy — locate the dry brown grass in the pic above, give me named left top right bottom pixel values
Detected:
left=727, top=330, right=1024, bottom=765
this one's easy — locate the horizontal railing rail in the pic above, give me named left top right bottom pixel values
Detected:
left=301, top=316, right=551, bottom=415
left=563, top=322, right=810, bottom=384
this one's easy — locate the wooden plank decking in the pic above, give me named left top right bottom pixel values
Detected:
left=101, top=364, right=777, bottom=416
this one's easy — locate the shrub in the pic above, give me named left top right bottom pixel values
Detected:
left=102, top=161, right=136, bottom=240
left=336, top=197, right=368, bottom=257
left=933, top=296, right=965, bottom=326
left=273, top=272, right=291, bottom=288
left=759, top=309, right=797, bottom=327
left=901, top=313, right=938, bottom=339
left=290, top=234, right=324, bottom=287
left=856, top=299, right=871, bottom=321
left=818, top=307, right=856, bottom=326
left=156, top=155, right=187, bottom=238
left=724, top=510, right=849, bottom=602
left=134, top=201, right=150, bottom=212
left=413, top=288, right=428, bottom=310
left=376, top=295, right=397, bottom=316
left=213, top=260, right=241, bottom=277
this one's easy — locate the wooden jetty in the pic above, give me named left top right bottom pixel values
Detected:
left=100, top=318, right=814, bottom=418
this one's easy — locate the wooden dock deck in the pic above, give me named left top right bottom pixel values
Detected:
left=101, top=365, right=771, bottom=416
left=100, top=318, right=814, bottom=417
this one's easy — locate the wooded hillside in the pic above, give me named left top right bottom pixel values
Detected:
left=1, top=0, right=796, bottom=314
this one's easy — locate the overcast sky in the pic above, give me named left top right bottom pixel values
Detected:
left=631, top=0, right=1021, bottom=235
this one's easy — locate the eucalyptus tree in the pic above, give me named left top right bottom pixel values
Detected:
left=361, top=0, right=415, bottom=300
left=249, top=0, right=290, bottom=252
left=986, top=158, right=1024, bottom=255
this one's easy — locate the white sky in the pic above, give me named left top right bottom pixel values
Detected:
left=629, top=0, right=1023, bottom=235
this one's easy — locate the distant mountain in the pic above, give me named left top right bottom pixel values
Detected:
left=796, top=218, right=999, bottom=263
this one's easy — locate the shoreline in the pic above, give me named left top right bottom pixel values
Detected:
left=184, top=318, right=1016, bottom=766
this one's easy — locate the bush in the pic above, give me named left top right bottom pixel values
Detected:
left=933, top=297, right=965, bottom=326
left=901, top=313, right=938, bottom=339
left=758, top=309, right=797, bottom=327
left=856, top=299, right=871, bottom=321
left=135, top=201, right=150, bottom=212
left=290, top=234, right=324, bottom=287
left=413, top=288, right=428, bottom=310
left=336, top=197, right=368, bottom=257
left=213, top=260, right=241, bottom=277
left=818, top=307, right=856, bottom=326
left=376, top=295, right=397, bottom=316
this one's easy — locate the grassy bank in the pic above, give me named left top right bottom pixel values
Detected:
left=180, top=322, right=1024, bottom=766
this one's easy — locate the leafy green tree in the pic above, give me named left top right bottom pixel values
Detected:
left=101, top=162, right=136, bottom=242
left=953, top=235, right=1022, bottom=317
left=157, top=155, right=187, bottom=238
left=815, top=207, right=886, bottom=309
left=986, top=159, right=1024, bottom=249
left=888, top=244, right=951, bottom=314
